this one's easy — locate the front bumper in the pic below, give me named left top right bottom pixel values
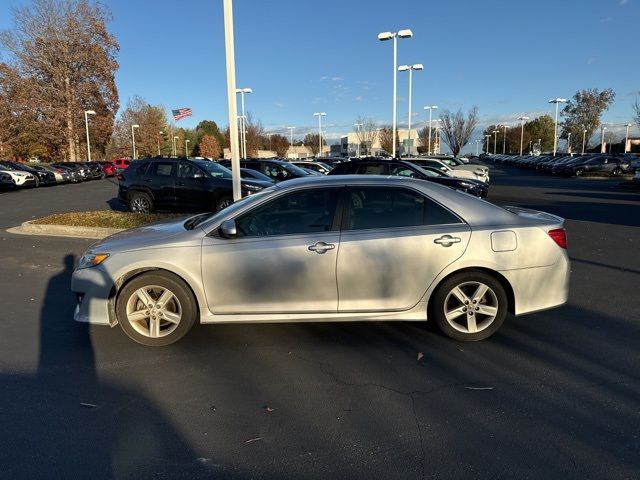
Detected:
left=71, top=266, right=115, bottom=326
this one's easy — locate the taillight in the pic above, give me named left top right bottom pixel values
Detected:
left=117, top=174, right=124, bottom=181
left=548, top=228, right=567, bottom=249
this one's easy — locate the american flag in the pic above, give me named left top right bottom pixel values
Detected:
left=172, top=108, right=192, bottom=121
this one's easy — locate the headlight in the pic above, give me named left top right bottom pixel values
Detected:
left=242, top=183, right=263, bottom=192
left=77, top=253, right=110, bottom=269
left=458, top=181, right=475, bottom=188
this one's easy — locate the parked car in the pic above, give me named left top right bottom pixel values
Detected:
left=98, top=161, right=116, bottom=177
left=118, top=158, right=272, bottom=213
left=72, top=175, right=569, bottom=346
left=423, top=156, right=490, bottom=181
left=30, top=164, right=71, bottom=183
left=240, top=168, right=276, bottom=184
left=113, top=158, right=132, bottom=172
left=77, top=161, right=105, bottom=179
left=0, top=171, right=15, bottom=189
left=0, top=160, right=54, bottom=187
left=290, top=161, right=333, bottom=174
left=0, top=163, right=36, bottom=187
left=219, top=159, right=311, bottom=182
left=50, top=164, right=83, bottom=183
left=51, top=162, right=91, bottom=181
left=406, top=158, right=488, bottom=183
left=558, top=156, right=630, bottom=177
left=328, top=159, right=489, bottom=197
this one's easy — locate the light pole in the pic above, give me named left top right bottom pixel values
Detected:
left=493, top=130, right=499, bottom=155
left=84, top=110, right=96, bottom=161
left=518, top=116, right=530, bottom=155
left=625, top=123, right=632, bottom=153
left=158, top=131, right=164, bottom=156
left=287, top=126, right=296, bottom=159
left=266, top=133, right=273, bottom=153
left=475, top=139, right=480, bottom=156
left=567, top=132, right=572, bottom=154
left=378, top=29, right=413, bottom=158
left=235, top=87, right=252, bottom=159
left=501, top=124, right=508, bottom=154
left=173, top=136, right=179, bottom=156
left=601, top=126, right=607, bottom=154
left=434, top=120, right=442, bottom=154
left=185, top=139, right=190, bottom=158
left=313, top=112, right=326, bottom=158
left=484, top=134, right=491, bottom=154
left=223, top=0, right=241, bottom=201
left=398, top=63, right=423, bottom=156
left=424, top=105, right=438, bottom=155
left=354, top=123, right=363, bottom=157
left=131, top=124, right=139, bottom=160
left=549, top=98, right=567, bottom=155
left=582, top=129, right=587, bottom=154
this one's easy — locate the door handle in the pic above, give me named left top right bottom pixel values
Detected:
left=308, top=242, right=335, bottom=254
left=434, top=235, right=461, bottom=247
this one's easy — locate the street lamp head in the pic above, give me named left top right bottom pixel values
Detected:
left=548, top=98, right=567, bottom=104
left=85, top=110, right=96, bottom=115
left=378, top=31, right=394, bottom=41
left=132, top=124, right=139, bottom=129
left=626, top=123, right=632, bottom=127
left=313, top=112, right=327, bottom=117
left=412, top=64, right=424, bottom=70
left=398, top=65, right=410, bottom=71
left=174, top=136, right=179, bottom=139
left=518, top=116, right=530, bottom=121
left=424, top=105, right=438, bottom=110
left=159, top=131, right=164, bottom=134
left=236, top=87, right=253, bottom=94
left=397, top=29, right=413, bottom=38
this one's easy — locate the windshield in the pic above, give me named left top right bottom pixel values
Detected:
left=193, top=160, right=232, bottom=179
left=281, top=162, right=310, bottom=175
left=406, top=162, right=444, bottom=177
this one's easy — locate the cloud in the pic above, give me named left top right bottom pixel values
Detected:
left=354, top=95, right=363, bottom=102
left=619, top=0, right=628, bottom=5
left=600, top=16, right=612, bottom=22
left=274, top=102, right=284, bottom=108
left=319, top=76, right=328, bottom=81
left=331, top=76, right=343, bottom=81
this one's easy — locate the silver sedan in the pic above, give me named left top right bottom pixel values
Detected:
left=72, top=175, right=570, bottom=346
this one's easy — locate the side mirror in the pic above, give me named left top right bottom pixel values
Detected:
left=219, top=219, right=237, bottom=238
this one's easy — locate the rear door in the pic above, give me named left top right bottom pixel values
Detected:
left=145, top=161, right=176, bottom=209
left=337, top=186, right=471, bottom=312
left=175, top=161, right=208, bottom=210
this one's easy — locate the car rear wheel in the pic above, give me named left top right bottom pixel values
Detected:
left=129, top=191, right=153, bottom=213
left=431, top=271, right=508, bottom=342
left=116, top=272, right=197, bottom=346
left=575, top=168, right=584, bottom=177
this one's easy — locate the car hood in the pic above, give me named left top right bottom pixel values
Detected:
left=241, top=178, right=274, bottom=188
left=87, top=216, right=203, bottom=254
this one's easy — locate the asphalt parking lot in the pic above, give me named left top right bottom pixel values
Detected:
left=0, top=169, right=638, bottom=479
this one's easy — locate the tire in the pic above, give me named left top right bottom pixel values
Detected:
left=215, top=195, right=233, bottom=212
left=129, top=191, right=154, bottom=213
left=116, top=271, right=197, bottom=346
left=575, top=168, right=584, bottom=177
left=33, top=177, right=40, bottom=188
left=430, top=271, right=508, bottom=342
left=612, top=168, right=621, bottom=176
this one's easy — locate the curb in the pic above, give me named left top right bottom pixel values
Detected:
left=6, top=220, right=124, bottom=239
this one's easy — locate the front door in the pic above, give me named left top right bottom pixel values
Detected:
left=337, top=186, right=471, bottom=312
left=201, top=187, right=342, bottom=314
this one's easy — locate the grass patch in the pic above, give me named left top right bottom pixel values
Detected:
left=31, top=211, right=182, bottom=229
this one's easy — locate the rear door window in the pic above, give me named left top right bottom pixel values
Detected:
left=148, top=162, right=175, bottom=177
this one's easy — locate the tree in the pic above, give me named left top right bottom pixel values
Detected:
left=269, top=134, right=289, bottom=157
left=198, top=134, right=221, bottom=159
left=110, top=96, right=168, bottom=158
left=633, top=98, right=640, bottom=130
left=195, top=120, right=223, bottom=153
left=243, top=113, right=264, bottom=157
left=303, top=133, right=326, bottom=156
left=561, top=88, right=615, bottom=152
left=439, top=107, right=478, bottom=156
left=524, top=115, right=555, bottom=153
left=378, top=126, right=396, bottom=155
left=0, top=0, right=119, bottom=161
left=354, top=116, right=378, bottom=156
left=418, top=125, right=438, bottom=154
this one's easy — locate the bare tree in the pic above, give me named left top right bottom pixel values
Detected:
left=417, top=125, right=437, bottom=155
left=0, top=0, right=119, bottom=161
left=439, top=107, right=478, bottom=156
left=243, top=113, right=264, bottom=158
left=378, top=126, right=396, bottom=155
left=354, top=116, right=378, bottom=156
left=303, top=133, right=326, bottom=156
left=633, top=98, right=640, bottom=130
left=270, top=134, right=289, bottom=157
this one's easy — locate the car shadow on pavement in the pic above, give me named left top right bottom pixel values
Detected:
left=0, top=254, right=219, bottom=479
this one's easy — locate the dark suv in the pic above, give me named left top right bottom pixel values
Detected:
left=328, top=159, right=488, bottom=197
left=219, top=159, right=310, bottom=182
left=118, top=158, right=272, bottom=213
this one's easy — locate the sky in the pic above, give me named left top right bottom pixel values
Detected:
left=1, top=0, right=639, bottom=152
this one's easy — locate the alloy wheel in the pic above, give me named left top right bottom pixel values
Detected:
left=125, top=285, right=182, bottom=338
left=131, top=196, right=151, bottom=213
left=443, top=281, right=499, bottom=334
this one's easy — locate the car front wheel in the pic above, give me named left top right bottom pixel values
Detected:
left=215, top=195, right=233, bottom=212
left=116, top=272, right=197, bottom=346
left=430, top=271, right=508, bottom=342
